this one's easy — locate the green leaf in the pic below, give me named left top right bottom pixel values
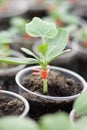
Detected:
left=48, top=49, right=71, bottom=63
left=10, top=17, right=27, bottom=35
left=0, top=116, right=39, bottom=130
left=73, top=90, right=87, bottom=116
left=0, top=57, right=38, bottom=65
left=75, top=117, right=87, bottom=130
left=40, top=112, right=74, bottom=130
left=38, top=43, right=48, bottom=56
left=50, top=7, right=79, bottom=24
left=26, top=17, right=57, bottom=38
left=46, top=28, right=69, bottom=62
left=0, top=45, right=11, bottom=56
left=21, top=48, right=39, bottom=59
left=60, top=14, right=79, bottom=24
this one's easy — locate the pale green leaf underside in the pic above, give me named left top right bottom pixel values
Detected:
left=75, top=117, right=87, bottom=130
left=26, top=17, right=57, bottom=38
left=40, top=113, right=73, bottom=130
left=0, top=116, right=39, bottom=130
left=0, top=57, right=38, bottom=65
left=21, top=48, right=39, bottom=59
left=73, top=91, right=87, bottom=116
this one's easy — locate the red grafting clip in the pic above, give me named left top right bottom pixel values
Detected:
left=0, top=86, right=2, bottom=94
left=32, top=65, right=50, bottom=79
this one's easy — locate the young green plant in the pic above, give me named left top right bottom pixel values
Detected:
left=9, top=17, right=30, bottom=39
left=0, top=17, right=69, bottom=94
left=74, top=27, right=87, bottom=47
left=48, top=1, right=79, bottom=26
left=0, top=31, right=12, bottom=68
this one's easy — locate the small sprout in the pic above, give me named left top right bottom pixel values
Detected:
left=0, top=17, right=69, bottom=94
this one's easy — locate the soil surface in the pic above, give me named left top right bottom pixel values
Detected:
left=22, top=70, right=83, bottom=97
left=0, top=97, right=25, bottom=117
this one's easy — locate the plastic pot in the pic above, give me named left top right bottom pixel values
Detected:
left=69, top=109, right=76, bottom=123
left=0, top=50, right=25, bottom=92
left=0, top=90, right=29, bottom=118
left=16, top=66, right=87, bottom=120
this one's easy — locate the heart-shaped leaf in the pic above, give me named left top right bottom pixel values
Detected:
left=26, top=17, right=57, bottom=38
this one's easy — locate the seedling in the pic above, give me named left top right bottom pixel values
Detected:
left=0, top=31, right=12, bottom=56
left=0, top=31, right=12, bottom=68
left=74, top=27, right=87, bottom=47
left=0, top=17, right=69, bottom=94
left=9, top=17, right=32, bottom=40
left=48, top=1, right=79, bottom=27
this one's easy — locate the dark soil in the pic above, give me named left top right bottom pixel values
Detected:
left=22, top=70, right=83, bottom=97
left=0, top=76, right=19, bottom=93
left=21, top=70, right=83, bottom=121
left=0, top=97, right=25, bottom=117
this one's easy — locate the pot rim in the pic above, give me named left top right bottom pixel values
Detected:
left=16, top=65, right=87, bottom=101
left=69, top=109, right=75, bottom=124
left=0, top=50, right=25, bottom=76
left=0, top=90, right=30, bottom=118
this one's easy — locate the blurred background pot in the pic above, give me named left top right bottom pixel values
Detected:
left=0, top=90, right=29, bottom=117
left=0, top=50, right=25, bottom=92
left=0, top=0, right=34, bottom=30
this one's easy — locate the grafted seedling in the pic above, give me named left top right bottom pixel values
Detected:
left=0, top=17, right=69, bottom=94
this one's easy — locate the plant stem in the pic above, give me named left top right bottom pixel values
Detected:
left=43, top=78, right=48, bottom=93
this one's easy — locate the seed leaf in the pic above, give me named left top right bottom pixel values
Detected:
left=26, top=17, right=57, bottom=38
